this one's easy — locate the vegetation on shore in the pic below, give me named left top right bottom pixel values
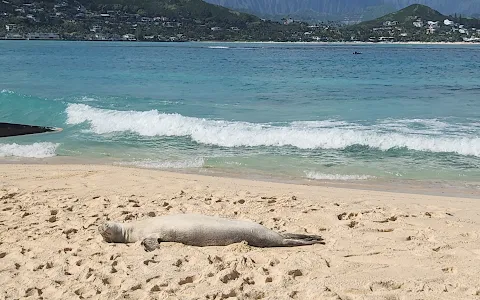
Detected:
left=1, top=0, right=479, bottom=42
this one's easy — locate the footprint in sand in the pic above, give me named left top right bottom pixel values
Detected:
left=150, top=284, right=166, bottom=292
left=369, top=280, right=403, bottom=292
left=347, top=220, right=359, bottom=228
left=442, top=267, right=457, bottom=274
left=337, top=212, right=358, bottom=221
left=261, top=196, right=277, bottom=204
left=102, top=276, right=122, bottom=286
left=25, top=287, right=43, bottom=297
left=143, top=258, right=158, bottom=266
left=178, top=275, right=195, bottom=285
left=218, top=268, right=240, bottom=284
left=0, top=191, right=19, bottom=200
left=287, top=269, right=303, bottom=279
left=205, top=290, right=235, bottom=299
left=244, top=290, right=265, bottom=299
left=62, top=228, right=78, bottom=239
left=373, top=215, right=398, bottom=223
left=432, top=244, right=453, bottom=252
left=172, top=256, right=189, bottom=267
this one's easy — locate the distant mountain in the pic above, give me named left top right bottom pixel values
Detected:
left=347, top=4, right=480, bottom=42
left=356, top=4, right=446, bottom=27
left=78, top=0, right=260, bottom=23
left=203, top=0, right=480, bottom=22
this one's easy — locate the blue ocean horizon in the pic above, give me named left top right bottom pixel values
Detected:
left=1, top=41, right=479, bottom=183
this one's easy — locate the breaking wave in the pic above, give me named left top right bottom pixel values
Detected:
left=0, top=142, right=59, bottom=158
left=66, top=104, right=480, bottom=157
left=208, top=46, right=230, bottom=49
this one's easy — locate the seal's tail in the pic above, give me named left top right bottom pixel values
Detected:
left=281, top=233, right=325, bottom=246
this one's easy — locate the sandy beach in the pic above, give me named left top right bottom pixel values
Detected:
left=1, top=164, right=480, bottom=299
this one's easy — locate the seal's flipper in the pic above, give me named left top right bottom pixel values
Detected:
left=281, top=233, right=324, bottom=246
left=142, top=237, right=161, bottom=252
left=0, top=122, right=62, bottom=138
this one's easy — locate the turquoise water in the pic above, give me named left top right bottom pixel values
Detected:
left=1, top=41, right=479, bottom=182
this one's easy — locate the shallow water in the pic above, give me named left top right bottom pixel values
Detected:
left=1, top=41, right=479, bottom=183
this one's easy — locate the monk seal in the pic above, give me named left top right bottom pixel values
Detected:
left=99, top=214, right=324, bottom=251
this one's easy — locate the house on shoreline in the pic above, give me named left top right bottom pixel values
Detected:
left=27, top=33, right=60, bottom=40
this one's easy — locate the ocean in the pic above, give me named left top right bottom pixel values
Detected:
left=1, top=41, right=479, bottom=184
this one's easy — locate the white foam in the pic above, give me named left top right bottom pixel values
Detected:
left=305, top=171, right=374, bottom=181
left=208, top=46, right=230, bottom=49
left=291, top=120, right=354, bottom=128
left=377, top=118, right=451, bottom=135
left=121, top=158, right=205, bottom=169
left=380, top=118, right=449, bottom=127
left=78, top=96, right=99, bottom=103
left=224, top=161, right=244, bottom=166
left=0, top=142, right=59, bottom=158
left=66, top=104, right=480, bottom=157
left=1, top=89, right=14, bottom=94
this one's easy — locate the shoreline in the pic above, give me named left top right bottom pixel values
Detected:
left=1, top=39, right=479, bottom=45
left=1, top=163, right=480, bottom=299
left=1, top=159, right=479, bottom=199
left=213, top=41, right=480, bottom=45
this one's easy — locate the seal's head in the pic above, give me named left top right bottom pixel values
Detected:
left=98, top=222, right=125, bottom=243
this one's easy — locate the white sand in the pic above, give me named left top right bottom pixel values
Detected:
left=1, top=164, right=480, bottom=299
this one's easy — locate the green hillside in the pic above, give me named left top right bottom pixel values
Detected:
left=1, top=0, right=292, bottom=41
left=1, top=1, right=479, bottom=42
left=345, top=4, right=480, bottom=42
left=78, top=0, right=259, bottom=25
left=356, top=4, right=446, bottom=29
